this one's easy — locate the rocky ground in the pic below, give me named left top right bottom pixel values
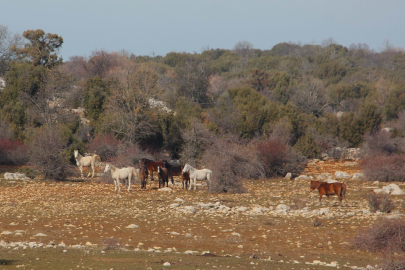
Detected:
left=0, top=160, right=404, bottom=269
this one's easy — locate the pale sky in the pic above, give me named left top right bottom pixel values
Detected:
left=2, top=0, right=405, bottom=60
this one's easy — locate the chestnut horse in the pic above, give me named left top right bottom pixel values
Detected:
left=139, top=165, right=148, bottom=189
left=310, top=180, right=347, bottom=206
left=141, top=158, right=164, bottom=181
left=163, top=160, right=183, bottom=186
left=181, top=171, right=190, bottom=189
left=157, top=166, right=169, bottom=188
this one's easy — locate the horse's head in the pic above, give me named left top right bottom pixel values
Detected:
left=182, top=163, right=189, bottom=174
left=74, top=150, right=79, bottom=158
left=104, top=164, right=111, bottom=173
left=310, top=180, right=319, bottom=191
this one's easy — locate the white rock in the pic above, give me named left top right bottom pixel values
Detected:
left=163, top=262, right=171, bottom=266
left=326, top=179, right=339, bottom=183
left=34, top=233, right=47, bottom=237
left=317, top=173, right=331, bottom=181
left=174, top=198, right=184, bottom=203
left=352, top=173, right=364, bottom=180
left=284, top=173, right=292, bottom=180
left=319, top=208, right=330, bottom=215
left=126, top=224, right=139, bottom=229
left=235, top=206, right=248, bottom=212
left=387, top=184, right=405, bottom=195
left=197, top=202, right=215, bottom=209
left=334, top=171, right=351, bottom=180
left=3, top=172, right=29, bottom=180
left=158, top=187, right=173, bottom=192
left=295, top=175, right=310, bottom=181
left=276, top=204, right=290, bottom=212
left=183, top=206, right=197, bottom=213
left=1, top=231, right=13, bottom=235
left=169, top=203, right=180, bottom=208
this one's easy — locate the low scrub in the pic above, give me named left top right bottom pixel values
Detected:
left=361, top=154, right=405, bottom=182
left=367, top=193, right=395, bottom=213
left=87, top=135, right=121, bottom=162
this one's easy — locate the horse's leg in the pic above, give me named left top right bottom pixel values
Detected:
left=188, top=177, right=192, bottom=190
left=79, top=165, right=84, bottom=178
left=113, top=179, right=117, bottom=192
left=117, top=178, right=121, bottom=192
left=128, top=174, right=131, bottom=192
left=194, top=178, right=197, bottom=191
left=91, top=164, right=94, bottom=178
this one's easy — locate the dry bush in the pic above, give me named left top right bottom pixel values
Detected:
left=256, top=139, right=306, bottom=177
left=29, top=128, right=73, bottom=180
left=0, top=138, right=29, bottom=165
left=368, top=193, right=395, bottom=213
left=361, top=154, right=405, bottom=182
left=362, top=130, right=401, bottom=157
left=201, top=136, right=264, bottom=193
left=87, top=134, right=121, bottom=162
left=352, top=218, right=405, bottom=254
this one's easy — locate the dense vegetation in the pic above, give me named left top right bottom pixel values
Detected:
left=1, top=26, right=405, bottom=189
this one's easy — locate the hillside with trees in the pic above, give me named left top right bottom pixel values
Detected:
left=1, top=26, right=405, bottom=190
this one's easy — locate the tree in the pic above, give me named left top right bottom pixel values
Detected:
left=83, top=76, right=108, bottom=122
left=176, top=59, right=211, bottom=106
left=12, top=29, right=63, bottom=69
left=233, top=40, right=253, bottom=58
left=0, top=25, right=22, bottom=75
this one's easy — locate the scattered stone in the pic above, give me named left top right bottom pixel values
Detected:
left=33, top=233, right=47, bottom=237
left=1, top=231, right=13, bottom=235
left=235, top=206, right=248, bottom=212
left=284, top=173, right=292, bottom=180
left=163, top=262, right=171, bottom=266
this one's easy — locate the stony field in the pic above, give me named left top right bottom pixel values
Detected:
left=0, top=160, right=404, bottom=269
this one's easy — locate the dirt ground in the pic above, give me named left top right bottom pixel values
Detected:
left=0, top=160, right=403, bottom=269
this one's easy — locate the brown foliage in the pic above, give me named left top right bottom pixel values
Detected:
left=0, top=138, right=29, bottom=165
left=368, top=193, right=395, bottom=213
left=361, top=154, right=405, bottom=182
left=352, top=218, right=405, bottom=254
left=257, top=139, right=306, bottom=177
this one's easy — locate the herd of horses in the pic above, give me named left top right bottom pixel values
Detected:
left=74, top=150, right=346, bottom=206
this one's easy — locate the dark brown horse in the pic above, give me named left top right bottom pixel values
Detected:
left=163, top=160, right=183, bottom=186
left=139, top=165, right=148, bottom=189
left=141, top=158, right=164, bottom=181
left=181, top=171, right=190, bottom=189
left=310, top=180, right=347, bottom=206
left=157, top=166, right=169, bottom=188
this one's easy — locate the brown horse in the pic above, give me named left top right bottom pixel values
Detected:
left=181, top=171, right=190, bottom=189
left=139, top=165, right=148, bottom=189
left=141, top=158, right=164, bottom=181
left=163, top=160, right=183, bottom=186
left=157, top=166, right=169, bottom=188
left=310, top=180, right=347, bottom=206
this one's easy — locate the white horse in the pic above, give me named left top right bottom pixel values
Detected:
left=182, top=163, right=212, bottom=191
left=104, top=163, right=138, bottom=192
left=74, top=150, right=101, bottom=178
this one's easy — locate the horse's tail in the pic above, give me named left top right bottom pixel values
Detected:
left=340, top=183, right=347, bottom=200
left=93, top=155, right=101, bottom=163
left=132, top=167, right=139, bottom=181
